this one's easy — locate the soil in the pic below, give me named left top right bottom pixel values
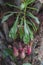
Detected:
left=32, top=12, right=43, bottom=65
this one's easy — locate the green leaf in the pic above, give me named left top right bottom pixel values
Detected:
left=27, top=25, right=34, bottom=41
left=28, top=12, right=40, bottom=24
left=19, top=18, right=24, bottom=39
left=30, top=30, right=34, bottom=40
left=23, top=19, right=34, bottom=44
left=2, top=12, right=14, bottom=23
left=23, top=19, right=30, bottom=44
left=27, top=25, right=34, bottom=40
left=23, top=34, right=30, bottom=44
left=27, top=0, right=35, bottom=5
left=4, top=3, right=20, bottom=9
left=20, top=0, right=35, bottom=10
left=24, top=20, right=29, bottom=35
left=27, top=20, right=37, bottom=32
left=23, top=63, right=32, bottom=65
left=25, top=0, right=35, bottom=7
left=19, top=27, right=24, bottom=39
left=9, top=16, right=19, bottom=39
left=27, top=7, right=38, bottom=11
left=31, top=21, right=38, bottom=31
left=24, top=20, right=34, bottom=42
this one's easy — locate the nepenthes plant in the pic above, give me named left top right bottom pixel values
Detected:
left=1, top=0, right=40, bottom=65
left=2, top=0, right=40, bottom=44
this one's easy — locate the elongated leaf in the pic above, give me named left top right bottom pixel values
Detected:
left=20, top=0, right=35, bottom=10
left=30, top=30, right=34, bottom=40
left=5, top=3, right=20, bottom=9
left=19, top=18, right=24, bottom=39
left=23, top=19, right=34, bottom=44
left=19, top=27, right=24, bottom=39
left=27, top=12, right=40, bottom=24
left=25, top=0, right=35, bottom=7
left=26, top=24, right=34, bottom=40
left=24, top=20, right=29, bottom=35
left=27, top=7, right=38, bottom=11
left=23, top=63, right=31, bottom=65
left=2, top=12, right=14, bottom=23
left=23, top=19, right=30, bottom=44
left=9, top=16, right=19, bottom=39
left=18, top=18, right=24, bottom=40
left=31, top=21, right=38, bottom=31
left=19, top=20, right=24, bottom=39
left=27, top=20, right=37, bottom=32
left=27, top=0, right=35, bottom=5
left=23, top=34, right=30, bottom=44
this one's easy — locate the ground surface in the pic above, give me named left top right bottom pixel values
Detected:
left=32, top=12, right=43, bottom=65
